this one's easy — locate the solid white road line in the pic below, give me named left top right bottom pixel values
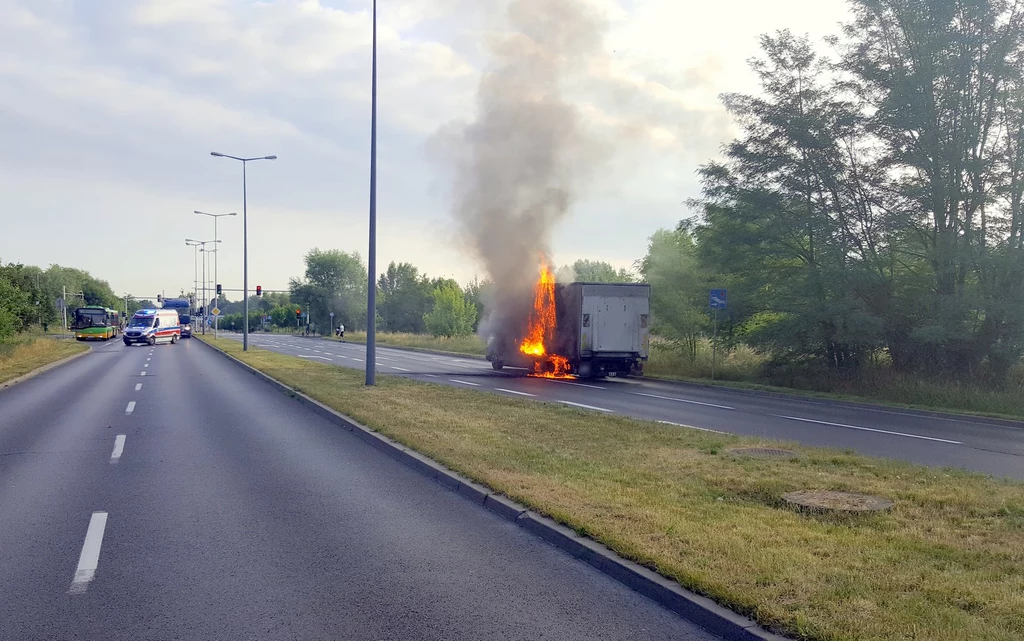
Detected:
left=135, top=383, right=142, bottom=391
left=545, top=379, right=606, bottom=390
left=633, top=392, right=735, bottom=411
left=69, top=512, right=108, bottom=595
left=424, top=374, right=439, bottom=378
left=496, top=388, right=536, bottom=397
left=125, top=401, right=135, bottom=415
left=561, top=400, right=612, bottom=412
left=110, top=435, right=126, bottom=462
left=774, top=415, right=963, bottom=444
left=298, top=355, right=332, bottom=361
left=657, top=420, right=727, bottom=434
left=450, top=379, right=481, bottom=387
left=391, top=366, right=411, bottom=372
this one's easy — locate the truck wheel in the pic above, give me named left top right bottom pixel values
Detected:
left=491, top=360, right=504, bottom=371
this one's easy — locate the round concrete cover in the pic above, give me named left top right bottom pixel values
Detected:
left=783, top=489, right=894, bottom=513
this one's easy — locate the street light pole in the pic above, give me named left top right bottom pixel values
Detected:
left=195, top=211, right=237, bottom=338
left=366, top=0, right=378, bottom=386
left=210, top=152, right=277, bottom=351
left=188, top=239, right=219, bottom=335
left=186, top=240, right=201, bottom=315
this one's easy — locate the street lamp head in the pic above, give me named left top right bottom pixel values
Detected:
left=228, top=212, right=238, bottom=216
left=264, top=155, right=278, bottom=160
left=211, top=152, right=225, bottom=157
left=194, top=210, right=205, bottom=215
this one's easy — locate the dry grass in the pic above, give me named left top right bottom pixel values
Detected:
left=0, top=337, right=88, bottom=384
left=201, top=335, right=1024, bottom=641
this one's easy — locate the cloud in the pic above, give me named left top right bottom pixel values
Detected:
left=0, top=0, right=852, bottom=297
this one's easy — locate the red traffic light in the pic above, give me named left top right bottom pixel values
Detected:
left=295, top=309, right=301, bottom=317
left=256, top=285, right=262, bottom=296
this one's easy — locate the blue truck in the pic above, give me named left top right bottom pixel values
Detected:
left=160, top=298, right=193, bottom=338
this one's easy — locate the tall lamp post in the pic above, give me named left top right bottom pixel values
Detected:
left=366, top=0, right=378, bottom=385
left=185, top=240, right=201, bottom=315
left=195, top=210, right=237, bottom=337
left=187, top=239, right=220, bottom=334
left=210, top=152, right=277, bottom=351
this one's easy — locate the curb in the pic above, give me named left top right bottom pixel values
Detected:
left=1, top=345, right=92, bottom=391
left=197, top=338, right=790, bottom=641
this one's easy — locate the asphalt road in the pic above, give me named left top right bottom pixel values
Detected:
left=0, top=337, right=721, bottom=641
left=227, top=332, right=1024, bottom=479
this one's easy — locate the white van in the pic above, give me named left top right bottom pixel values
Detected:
left=123, top=309, right=182, bottom=346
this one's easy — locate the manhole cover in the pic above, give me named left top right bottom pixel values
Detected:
left=727, top=447, right=798, bottom=459
left=783, top=490, right=894, bottom=513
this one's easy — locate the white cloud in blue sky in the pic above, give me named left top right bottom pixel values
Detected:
left=0, top=0, right=848, bottom=297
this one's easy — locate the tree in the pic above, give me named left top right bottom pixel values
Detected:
left=561, top=259, right=635, bottom=283
left=637, top=226, right=715, bottom=362
left=377, top=262, right=433, bottom=333
left=424, top=282, right=477, bottom=337
left=0, top=274, right=31, bottom=341
left=289, top=248, right=367, bottom=333
left=463, top=277, right=492, bottom=332
left=836, top=0, right=1024, bottom=375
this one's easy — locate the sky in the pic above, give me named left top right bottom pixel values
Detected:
left=0, top=0, right=850, bottom=299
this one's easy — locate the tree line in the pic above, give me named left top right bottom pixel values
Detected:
left=214, top=250, right=635, bottom=337
left=0, top=260, right=127, bottom=341
left=642, top=0, right=1024, bottom=386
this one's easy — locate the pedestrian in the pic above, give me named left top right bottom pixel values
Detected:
left=339, top=323, right=345, bottom=342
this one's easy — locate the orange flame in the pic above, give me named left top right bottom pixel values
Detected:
left=520, top=265, right=574, bottom=378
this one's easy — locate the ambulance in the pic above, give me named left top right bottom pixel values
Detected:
left=123, top=309, right=182, bottom=346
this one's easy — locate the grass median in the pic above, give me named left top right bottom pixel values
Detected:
left=0, top=336, right=89, bottom=385
left=201, top=335, right=1024, bottom=641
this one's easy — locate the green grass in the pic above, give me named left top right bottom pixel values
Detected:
left=0, top=335, right=89, bottom=384
left=201, top=334, right=1024, bottom=641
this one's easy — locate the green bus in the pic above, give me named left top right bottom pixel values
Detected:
left=73, top=306, right=121, bottom=341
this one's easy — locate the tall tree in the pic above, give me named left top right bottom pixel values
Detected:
left=377, top=262, right=433, bottom=333
left=289, top=249, right=367, bottom=332
left=839, top=0, right=1024, bottom=374
left=424, top=282, right=477, bottom=337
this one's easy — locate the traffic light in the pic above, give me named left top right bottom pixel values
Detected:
left=295, top=309, right=301, bottom=318
left=216, top=283, right=222, bottom=295
left=199, top=306, right=204, bottom=315
left=157, top=294, right=163, bottom=303
left=256, top=285, right=262, bottom=297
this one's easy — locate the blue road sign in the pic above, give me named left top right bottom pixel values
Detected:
left=709, top=289, right=727, bottom=309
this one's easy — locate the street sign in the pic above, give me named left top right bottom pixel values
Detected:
left=709, top=289, right=727, bottom=309
left=211, top=307, right=221, bottom=317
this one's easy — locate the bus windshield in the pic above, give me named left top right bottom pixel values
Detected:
left=179, top=314, right=191, bottom=325
left=73, top=309, right=107, bottom=330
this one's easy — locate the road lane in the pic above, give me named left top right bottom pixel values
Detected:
left=0, top=339, right=150, bottom=636
left=0, top=334, right=719, bottom=640
left=231, top=333, right=1024, bottom=478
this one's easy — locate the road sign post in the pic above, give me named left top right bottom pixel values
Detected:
left=709, top=289, right=727, bottom=380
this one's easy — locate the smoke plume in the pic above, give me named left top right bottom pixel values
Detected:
left=433, top=0, right=607, bottom=340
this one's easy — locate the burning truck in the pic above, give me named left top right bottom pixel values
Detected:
left=486, top=267, right=651, bottom=379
